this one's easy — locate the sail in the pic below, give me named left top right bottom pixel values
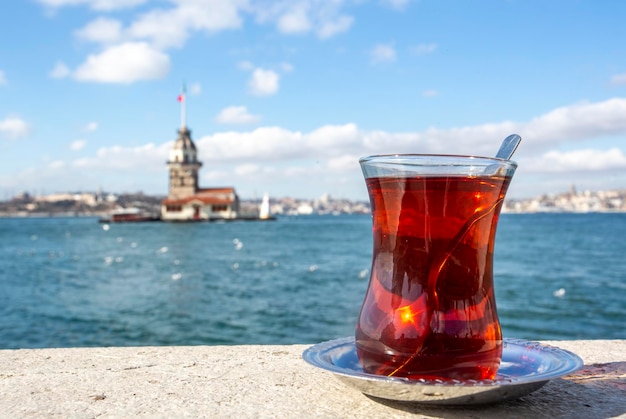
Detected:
left=259, top=193, right=271, bottom=219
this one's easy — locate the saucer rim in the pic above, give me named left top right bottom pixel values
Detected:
left=302, top=336, right=584, bottom=387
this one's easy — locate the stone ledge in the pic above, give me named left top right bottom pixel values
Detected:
left=1, top=340, right=624, bottom=418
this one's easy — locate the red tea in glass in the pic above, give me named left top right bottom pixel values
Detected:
left=356, top=155, right=517, bottom=381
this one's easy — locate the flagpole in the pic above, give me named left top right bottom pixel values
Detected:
left=180, top=83, right=187, bottom=130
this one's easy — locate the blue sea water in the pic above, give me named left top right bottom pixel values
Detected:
left=0, top=213, right=624, bottom=349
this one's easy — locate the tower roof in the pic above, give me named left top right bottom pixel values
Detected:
left=173, top=127, right=196, bottom=151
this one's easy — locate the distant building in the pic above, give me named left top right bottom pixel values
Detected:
left=161, top=92, right=240, bottom=221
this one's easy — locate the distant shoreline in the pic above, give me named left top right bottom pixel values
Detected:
left=1, top=210, right=626, bottom=219
left=502, top=209, right=626, bottom=214
left=1, top=188, right=625, bottom=217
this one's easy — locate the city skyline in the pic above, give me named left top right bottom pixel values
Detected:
left=1, top=1, right=626, bottom=201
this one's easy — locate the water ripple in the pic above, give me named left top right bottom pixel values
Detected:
left=0, top=213, right=624, bottom=348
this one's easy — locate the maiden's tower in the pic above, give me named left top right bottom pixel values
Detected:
left=160, top=90, right=240, bottom=221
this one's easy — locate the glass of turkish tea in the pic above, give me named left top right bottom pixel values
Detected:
left=356, top=154, right=517, bottom=381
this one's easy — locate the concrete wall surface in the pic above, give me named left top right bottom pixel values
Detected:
left=0, top=340, right=624, bottom=418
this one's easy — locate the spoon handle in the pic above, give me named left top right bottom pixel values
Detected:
left=496, top=134, right=522, bottom=160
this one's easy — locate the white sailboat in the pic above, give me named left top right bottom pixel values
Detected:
left=259, top=193, right=271, bottom=220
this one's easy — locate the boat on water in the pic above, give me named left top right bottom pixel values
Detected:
left=99, top=207, right=160, bottom=223
left=98, top=198, right=276, bottom=223
left=259, top=193, right=272, bottom=220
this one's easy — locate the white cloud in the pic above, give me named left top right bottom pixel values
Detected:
left=370, top=43, right=396, bottom=64
left=216, top=106, right=261, bottom=125
left=234, top=164, right=261, bottom=176
left=74, top=42, right=170, bottom=83
left=239, top=62, right=291, bottom=97
left=522, top=98, right=626, bottom=150
left=188, top=82, right=202, bottom=95
left=126, top=0, right=245, bottom=49
left=41, top=0, right=249, bottom=48
left=307, top=123, right=361, bottom=151
left=252, top=1, right=353, bottom=39
left=44, top=0, right=360, bottom=64
left=381, top=0, right=413, bottom=10
left=196, top=126, right=304, bottom=161
left=317, top=15, right=353, bottom=39
left=248, top=68, right=279, bottom=96
left=611, top=72, right=626, bottom=85
left=191, top=103, right=626, bottom=197
left=90, top=0, right=146, bottom=11
left=42, top=0, right=354, bottom=90
left=277, top=4, right=312, bottom=34
left=326, top=154, right=360, bottom=172
left=523, top=148, right=626, bottom=173
left=1, top=142, right=169, bottom=193
left=49, top=62, right=71, bottom=79
left=48, top=160, right=66, bottom=169
left=0, top=116, right=31, bottom=139
left=37, top=0, right=147, bottom=11
left=191, top=123, right=360, bottom=164
left=85, top=121, right=99, bottom=132
left=75, top=17, right=124, bottom=44
left=411, top=43, right=438, bottom=56
left=126, top=9, right=191, bottom=49
left=422, top=89, right=439, bottom=97
left=73, top=142, right=170, bottom=171
left=70, top=140, right=87, bottom=151
left=201, top=169, right=231, bottom=182
left=192, top=98, right=626, bottom=164
left=0, top=70, right=6, bottom=85
left=5, top=98, right=626, bottom=199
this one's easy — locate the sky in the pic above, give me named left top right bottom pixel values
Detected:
left=1, top=0, right=626, bottom=202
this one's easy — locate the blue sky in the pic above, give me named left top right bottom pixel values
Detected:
left=1, top=0, right=626, bottom=201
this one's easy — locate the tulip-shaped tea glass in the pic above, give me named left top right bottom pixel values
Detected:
left=356, top=154, right=517, bottom=381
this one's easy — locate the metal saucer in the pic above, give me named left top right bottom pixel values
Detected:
left=302, top=337, right=583, bottom=405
